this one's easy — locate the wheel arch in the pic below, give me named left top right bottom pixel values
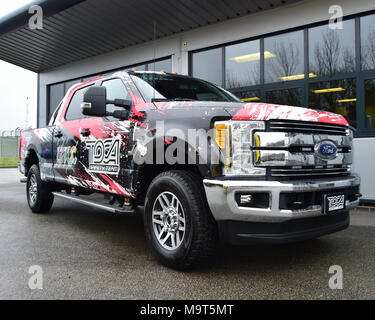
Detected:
left=24, top=147, right=39, bottom=176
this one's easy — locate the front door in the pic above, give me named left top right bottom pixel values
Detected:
left=53, top=78, right=134, bottom=198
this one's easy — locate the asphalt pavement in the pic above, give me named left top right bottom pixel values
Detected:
left=0, top=168, right=374, bottom=299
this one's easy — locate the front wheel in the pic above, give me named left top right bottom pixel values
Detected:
left=26, top=164, right=54, bottom=213
left=144, top=170, right=217, bottom=270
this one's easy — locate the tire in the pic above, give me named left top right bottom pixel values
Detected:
left=144, top=170, right=217, bottom=270
left=26, top=164, right=54, bottom=213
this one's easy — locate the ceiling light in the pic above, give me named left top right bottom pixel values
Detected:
left=241, top=97, right=261, bottom=102
left=313, top=87, right=345, bottom=93
left=337, top=98, right=357, bottom=103
left=279, top=73, right=317, bottom=81
left=230, top=51, right=276, bottom=63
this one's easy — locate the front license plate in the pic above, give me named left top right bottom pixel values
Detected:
left=324, top=193, right=345, bottom=214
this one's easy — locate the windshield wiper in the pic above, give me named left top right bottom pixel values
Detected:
left=151, top=98, right=196, bottom=102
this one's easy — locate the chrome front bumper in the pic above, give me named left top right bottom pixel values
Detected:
left=203, top=174, right=360, bottom=223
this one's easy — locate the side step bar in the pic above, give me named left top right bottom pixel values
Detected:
left=52, top=192, right=135, bottom=215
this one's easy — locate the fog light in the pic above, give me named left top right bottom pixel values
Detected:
left=240, top=194, right=253, bottom=204
left=235, top=192, right=269, bottom=209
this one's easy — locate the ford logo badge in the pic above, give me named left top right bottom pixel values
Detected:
left=315, top=140, right=338, bottom=159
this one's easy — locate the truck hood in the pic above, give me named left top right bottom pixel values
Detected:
left=153, top=101, right=349, bottom=126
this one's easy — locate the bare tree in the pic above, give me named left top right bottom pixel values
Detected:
left=225, top=64, right=260, bottom=89
left=311, top=29, right=355, bottom=76
left=312, top=30, right=340, bottom=76
left=362, top=29, right=375, bottom=70
left=269, top=40, right=300, bottom=79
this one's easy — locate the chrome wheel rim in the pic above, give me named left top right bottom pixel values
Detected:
left=152, top=191, right=185, bottom=251
left=28, top=174, right=37, bottom=205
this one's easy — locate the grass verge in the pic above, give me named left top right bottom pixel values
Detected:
left=0, top=157, right=19, bottom=168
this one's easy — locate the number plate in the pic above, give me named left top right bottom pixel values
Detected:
left=323, top=193, right=345, bottom=214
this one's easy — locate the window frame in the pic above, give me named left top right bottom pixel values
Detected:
left=48, top=101, right=62, bottom=126
left=64, top=84, right=94, bottom=121
left=188, top=9, right=375, bottom=137
left=100, top=76, right=134, bottom=120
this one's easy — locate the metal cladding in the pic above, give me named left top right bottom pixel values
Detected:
left=0, top=0, right=302, bottom=72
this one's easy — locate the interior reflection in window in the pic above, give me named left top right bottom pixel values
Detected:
left=365, top=79, right=375, bottom=128
left=231, top=89, right=261, bottom=103
left=309, top=19, right=355, bottom=77
left=225, top=40, right=260, bottom=88
left=309, top=79, right=356, bottom=128
left=264, top=31, right=304, bottom=83
left=266, top=88, right=302, bottom=107
left=361, top=14, right=375, bottom=71
left=192, top=48, right=223, bottom=87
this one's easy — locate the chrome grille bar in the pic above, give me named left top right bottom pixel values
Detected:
left=254, top=150, right=352, bottom=167
left=268, top=120, right=349, bottom=136
left=270, top=167, right=350, bottom=177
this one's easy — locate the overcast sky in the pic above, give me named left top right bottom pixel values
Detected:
left=0, top=0, right=38, bottom=133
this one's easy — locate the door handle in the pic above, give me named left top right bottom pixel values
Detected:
left=81, top=128, right=91, bottom=137
left=54, top=130, right=63, bottom=138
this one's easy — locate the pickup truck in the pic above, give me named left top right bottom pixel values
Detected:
left=19, top=70, right=361, bottom=269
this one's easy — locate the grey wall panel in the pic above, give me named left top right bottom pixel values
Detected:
left=353, top=138, right=375, bottom=201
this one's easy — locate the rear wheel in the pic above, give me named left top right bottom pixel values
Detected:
left=144, top=170, right=217, bottom=270
left=26, top=164, right=54, bottom=213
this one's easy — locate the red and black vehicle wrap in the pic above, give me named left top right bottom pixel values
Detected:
left=19, top=71, right=351, bottom=205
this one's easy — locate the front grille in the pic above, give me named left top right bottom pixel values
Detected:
left=268, top=120, right=349, bottom=136
left=257, top=120, right=352, bottom=179
left=269, top=166, right=350, bottom=178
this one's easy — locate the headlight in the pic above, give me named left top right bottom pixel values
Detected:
left=214, top=120, right=266, bottom=176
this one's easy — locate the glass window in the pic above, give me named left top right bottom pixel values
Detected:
left=102, top=78, right=131, bottom=114
left=225, top=40, right=260, bottom=88
left=148, top=58, right=172, bottom=73
left=266, top=88, right=302, bottom=107
left=309, top=79, right=356, bottom=128
left=264, top=30, right=304, bottom=83
left=126, top=64, right=146, bottom=72
left=365, top=79, right=375, bottom=128
left=82, top=74, right=100, bottom=82
left=192, top=48, right=223, bottom=86
left=65, top=86, right=91, bottom=121
left=48, top=83, right=65, bottom=122
left=361, top=15, right=375, bottom=70
left=309, top=19, right=356, bottom=76
left=231, top=89, right=261, bottom=102
left=64, top=79, right=81, bottom=94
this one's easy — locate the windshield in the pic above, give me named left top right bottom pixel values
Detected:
left=130, top=72, right=241, bottom=103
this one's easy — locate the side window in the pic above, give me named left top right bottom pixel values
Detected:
left=102, top=78, right=131, bottom=115
left=65, top=86, right=90, bottom=121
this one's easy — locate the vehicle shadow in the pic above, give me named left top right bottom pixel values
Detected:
left=49, top=199, right=339, bottom=273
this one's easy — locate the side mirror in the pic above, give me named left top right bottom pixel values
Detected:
left=81, top=86, right=133, bottom=118
left=81, top=86, right=107, bottom=117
